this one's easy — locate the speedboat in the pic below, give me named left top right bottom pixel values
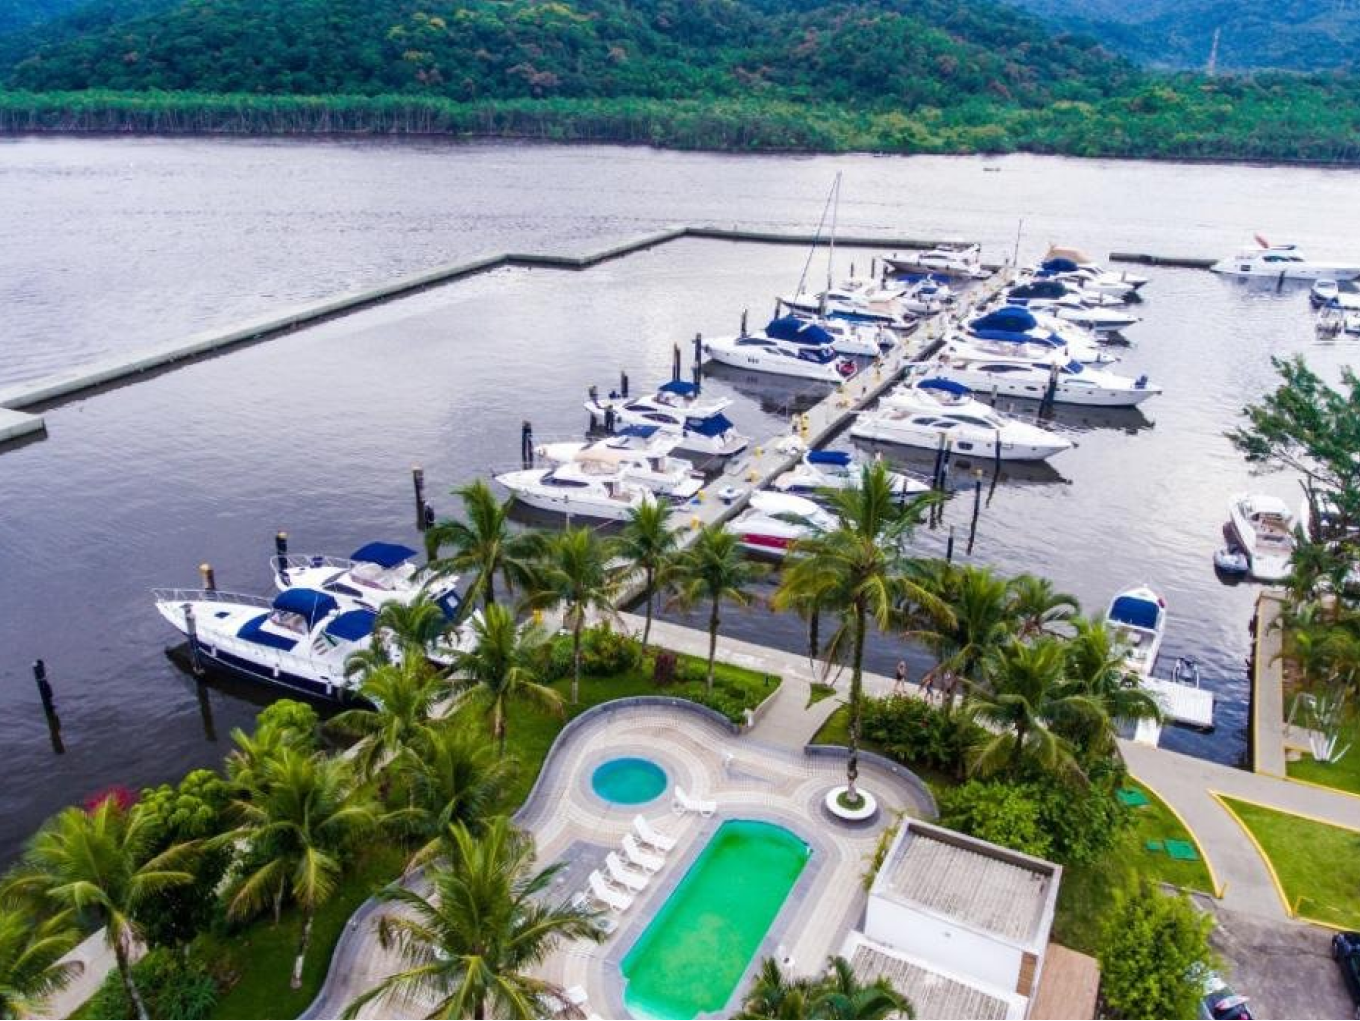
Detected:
left=152, top=587, right=372, bottom=701
left=771, top=449, right=930, bottom=500
left=585, top=380, right=749, bottom=458
left=725, top=491, right=837, bottom=557
left=534, top=426, right=703, bottom=498
left=704, top=317, right=858, bottom=383
left=271, top=541, right=462, bottom=617
left=1310, top=279, right=1360, bottom=308
left=494, top=463, right=660, bottom=521
left=1106, top=585, right=1166, bottom=679
left=854, top=377, right=1073, bottom=461
left=964, top=306, right=1116, bottom=364
left=1211, top=242, right=1360, bottom=281
left=931, top=341, right=1161, bottom=407
left=884, top=244, right=989, bottom=280
left=1227, top=493, right=1296, bottom=582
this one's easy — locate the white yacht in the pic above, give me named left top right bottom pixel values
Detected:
left=1310, top=279, right=1360, bottom=308
left=271, top=541, right=461, bottom=617
left=884, top=244, right=990, bottom=280
left=1227, top=493, right=1296, bottom=582
left=964, top=306, right=1115, bottom=365
left=1106, top=585, right=1166, bottom=679
left=704, top=317, right=859, bottom=383
left=854, top=377, right=1073, bottom=461
left=585, top=380, right=749, bottom=458
left=153, top=587, right=371, bottom=701
left=725, top=491, right=837, bottom=557
left=1035, top=256, right=1141, bottom=300
left=780, top=276, right=941, bottom=325
left=785, top=313, right=892, bottom=356
left=1211, top=243, right=1360, bottom=281
left=534, top=426, right=703, bottom=499
left=771, top=449, right=930, bottom=500
left=931, top=341, right=1162, bottom=407
left=494, top=463, right=660, bottom=522
left=1040, top=246, right=1148, bottom=292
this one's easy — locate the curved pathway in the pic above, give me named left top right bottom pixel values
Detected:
left=305, top=700, right=933, bottom=1019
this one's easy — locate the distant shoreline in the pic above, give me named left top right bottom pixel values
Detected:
left=3, top=90, right=1360, bottom=170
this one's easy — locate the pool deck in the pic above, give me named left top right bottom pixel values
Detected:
left=312, top=701, right=934, bottom=1019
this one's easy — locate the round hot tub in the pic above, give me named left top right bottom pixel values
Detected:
left=591, top=756, right=668, bottom=805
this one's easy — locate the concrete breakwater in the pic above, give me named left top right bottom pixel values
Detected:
left=0, top=227, right=972, bottom=449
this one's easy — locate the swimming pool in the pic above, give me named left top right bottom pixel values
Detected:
left=621, top=819, right=811, bottom=1019
left=591, top=757, right=668, bottom=805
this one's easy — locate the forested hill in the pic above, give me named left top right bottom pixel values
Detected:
left=1007, top=0, right=1360, bottom=72
left=1, top=0, right=1360, bottom=164
left=1, top=0, right=1133, bottom=105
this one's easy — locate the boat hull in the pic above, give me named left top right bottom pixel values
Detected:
left=849, top=417, right=1069, bottom=461
left=703, top=340, right=855, bottom=383
left=932, top=369, right=1160, bottom=407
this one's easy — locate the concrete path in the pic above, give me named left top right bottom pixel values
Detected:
left=1251, top=591, right=1288, bottom=776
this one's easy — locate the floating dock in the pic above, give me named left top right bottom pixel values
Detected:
left=1108, top=252, right=1217, bottom=270
left=1141, top=677, right=1215, bottom=731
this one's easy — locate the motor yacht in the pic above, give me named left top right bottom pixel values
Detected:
left=1040, top=246, right=1149, bottom=291
left=704, top=317, right=858, bottom=383
left=585, top=380, right=749, bottom=457
left=271, top=541, right=462, bottom=617
left=1004, top=283, right=1140, bottom=333
left=931, top=341, right=1162, bottom=407
left=494, top=462, right=661, bottom=522
left=785, top=312, right=892, bottom=356
left=1310, top=279, right=1360, bottom=308
left=1106, top=585, right=1166, bottom=679
left=725, top=491, right=837, bottom=557
left=1211, top=243, right=1360, bottom=281
left=1035, top=256, right=1141, bottom=300
left=1227, top=493, right=1296, bottom=582
left=534, top=427, right=703, bottom=499
left=883, top=244, right=990, bottom=280
left=964, top=306, right=1116, bottom=364
left=771, top=449, right=930, bottom=500
left=854, top=377, right=1073, bottom=461
left=153, top=587, right=372, bottom=701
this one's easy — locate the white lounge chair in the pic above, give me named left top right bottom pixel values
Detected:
left=634, top=814, right=678, bottom=852
left=672, top=785, right=716, bottom=818
left=621, top=832, right=664, bottom=873
left=588, top=870, right=633, bottom=912
left=570, top=891, right=616, bottom=935
left=565, top=986, right=589, bottom=1009
left=604, top=851, right=649, bottom=893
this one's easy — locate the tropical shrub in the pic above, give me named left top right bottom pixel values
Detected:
left=936, top=780, right=1052, bottom=858
left=861, top=694, right=983, bottom=773
left=82, top=946, right=220, bottom=1020
left=1098, top=882, right=1217, bottom=1020
left=254, top=698, right=319, bottom=749
left=580, top=623, right=642, bottom=676
left=937, top=776, right=1129, bottom=864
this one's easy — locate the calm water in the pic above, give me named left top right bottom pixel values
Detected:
left=1, top=136, right=1357, bottom=861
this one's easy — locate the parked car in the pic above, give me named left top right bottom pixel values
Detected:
left=1197, top=965, right=1253, bottom=1021
left=1333, top=931, right=1360, bottom=1019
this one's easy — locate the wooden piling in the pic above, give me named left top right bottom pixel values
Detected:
left=199, top=562, right=216, bottom=591
left=412, top=466, right=427, bottom=531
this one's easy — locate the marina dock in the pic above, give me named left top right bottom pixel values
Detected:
left=1141, top=677, right=1216, bottom=732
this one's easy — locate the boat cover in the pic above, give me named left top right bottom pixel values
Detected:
left=766, top=315, right=834, bottom=346
left=685, top=413, right=735, bottom=437
left=237, top=613, right=301, bottom=651
left=919, top=378, right=971, bottom=396
left=1041, top=257, right=1081, bottom=273
left=351, top=541, right=417, bottom=568
left=325, top=608, right=378, bottom=642
left=972, top=307, right=1038, bottom=333
left=807, top=450, right=852, bottom=466
left=659, top=380, right=698, bottom=397
left=272, top=588, right=339, bottom=628
left=618, top=424, right=659, bottom=438
left=1009, top=280, right=1067, bottom=300
left=1109, top=595, right=1160, bottom=630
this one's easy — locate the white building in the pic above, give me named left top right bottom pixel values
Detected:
left=842, top=818, right=1084, bottom=1020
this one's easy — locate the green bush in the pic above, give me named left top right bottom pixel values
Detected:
left=686, top=688, right=746, bottom=723
left=83, top=946, right=220, bottom=1019
left=675, top=657, right=708, bottom=685
left=937, top=780, right=1052, bottom=859
left=860, top=694, right=983, bottom=773
left=1098, top=882, right=1217, bottom=1019
left=581, top=623, right=642, bottom=675
left=255, top=699, right=319, bottom=749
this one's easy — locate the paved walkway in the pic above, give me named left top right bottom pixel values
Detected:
left=1251, top=591, right=1288, bottom=776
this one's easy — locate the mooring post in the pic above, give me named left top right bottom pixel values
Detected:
left=672, top=343, right=681, bottom=382
left=931, top=433, right=946, bottom=490
left=32, top=659, right=55, bottom=714
left=945, top=525, right=956, bottom=563
left=199, top=562, right=216, bottom=591
left=740, top=309, right=748, bottom=336
left=968, top=473, right=983, bottom=554
left=196, top=678, right=217, bottom=744
left=183, top=604, right=204, bottom=676
left=620, top=371, right=629, bottom=398
left=521, top=420, right=534, bottom=469
left=990, top=384, right=999, bottom=407
left=275, top=531, right=289, bottom=582
left=412, top=466, right=426, bottom=531
left=1041, top=362, right=1060, bottom=413
left=693, top=333, right=703, bottom=392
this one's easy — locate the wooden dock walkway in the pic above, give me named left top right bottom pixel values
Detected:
left=1251, top=590, right=1289, bottom=776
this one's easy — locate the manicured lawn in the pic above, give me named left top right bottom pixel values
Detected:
left=1220, top=796, right=1360, bottom=929
left=198, top=647, right=778, bottom=1018
left=1053, top=780, right=1214, bottom=955
left=203, top=843, right=408, bottom=1020
left=1286, top=710, right=1360, bottom=795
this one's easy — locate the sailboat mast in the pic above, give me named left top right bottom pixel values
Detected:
left=827, top=171, right=841, bottom=293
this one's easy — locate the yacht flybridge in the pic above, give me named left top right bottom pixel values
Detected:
left=153, top=587, right=372, bottom=701
left=931, top=340, right=1162, bottom=407
left=1211, top=241, right=1360, bottom=281
left=585, top=380, right=749, bottom=457
left=853, top=377, right=1073, bottom=461
left=271, top=541, right=461, bottom=616
left=704, top=316, right=858, bottom=382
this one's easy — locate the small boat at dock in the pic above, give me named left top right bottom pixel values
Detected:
left=771, top=449, right=930, bottom=500
left=725, top=491, right=836, bottom=557
left=704, top=317, right=858, bottom=383
left=1107, top=586, right=1215, bottom=733
left=494, top=463, right=662, bottom=522
left=585, top=380, right=749, bottom=458
left=534, top=427, right=704, bottom=499
left=1226, top=493, right=1296, bottom=582
left=883, top=244, right=989, bottom=280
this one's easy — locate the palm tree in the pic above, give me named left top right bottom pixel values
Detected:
left=227, top=748, right=381, bottom=989
left=529, top=526, right=623, bottom=703
left=328, top=657, right=448, bottom=779
left=965, top=637, right=1102, bottom=780
left=1008, top=574, right=1079, bottom=638
left=342, top=817, right=604, bottom=1020
left=425, top=480, right=541, bottom=611
left=1063, top=617, right=1160, bottom=757
left=398, top=726, right=517, bottom=869
left=774, top=463, right=938, bottom=803
left=451, top=603, right=563, bottom=756
left=376, top=595, right=453, bottom=658
left=669, top=524, right=763, bottom=693
left=737, top=955, right=912, bottom=1020
left=0, top=907, right=82, bottom=1020
left=5, top=798, right=195, bottom=1019
left=907, top=562, right=1013, bottom=706
left=616, top=500, right=678, bottom=650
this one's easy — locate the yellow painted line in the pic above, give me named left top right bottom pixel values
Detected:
left=1128, top=774, right=1224, bottom=899
left=1210, top=791, right=1293, bottom=918
left=1280, top=771, right=1360, bottom=803
left=1214, top=789, right=1360, bottom=834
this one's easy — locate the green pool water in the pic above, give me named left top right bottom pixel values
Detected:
left=591, top=757, right=668, bottom=805
left=621, top=819, right=810, bottom=1019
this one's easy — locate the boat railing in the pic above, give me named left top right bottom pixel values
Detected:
left=152, top=587, right=274, bottom=609
left=271, top=553, right=355, bottom=572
